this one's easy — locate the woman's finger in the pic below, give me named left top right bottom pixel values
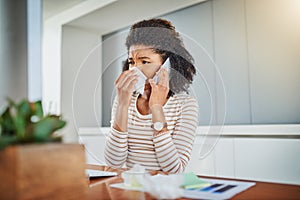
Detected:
left=149, top=79, right=156, bottom=89
left=115, top=70, right=135, bottom=85
left=129, top=77, right=138, bottom=88
left=157, top=69, right=164, bottom=85
left=158, top=68, right=169, bottom=87
left=123, top=74, right=138, bottom=89
left=163, top=68, right=169, bottom=88
left=116, top=70, right=136, bottom=89
left=115, top=71, right=127, bottom=85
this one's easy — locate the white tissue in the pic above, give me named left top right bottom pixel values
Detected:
left=133, top=58, right=171, bottom=95
left=132, top=67, right=147, bottom=95
left=120, top=164, right=184, bottom=199
left=121, top=164, right=147, bottom=188
left=142, top=173, right=184, bottom=199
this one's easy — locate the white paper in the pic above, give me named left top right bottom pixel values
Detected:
left=110, top=171, right=255, bottom=200
left=85, top=169, right=117, bottom=178
left=183, top=178, right=256, bottom=200
left=110, top=183, right=145, bottom=191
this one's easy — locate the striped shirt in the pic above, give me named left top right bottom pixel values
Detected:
left=104, top=93, right=199, bottom=174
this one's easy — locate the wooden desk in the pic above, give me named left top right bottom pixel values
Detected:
left=86, top=165, right=300, bottom=199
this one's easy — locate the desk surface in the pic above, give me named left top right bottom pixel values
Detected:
left=86, top=165, right=300, bottom=200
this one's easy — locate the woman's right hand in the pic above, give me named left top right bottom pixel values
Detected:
left=115, top=70, right=138, bottom=108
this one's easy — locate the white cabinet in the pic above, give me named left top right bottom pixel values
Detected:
left=188, top=137, right=300, bottom=185
left=215, top=138, right=235, bottom=178
left=234, top=138, right=300, bottom=185
left=79, top=134, right=106, bottom=165
left=79, top=125, right=300, bottom=185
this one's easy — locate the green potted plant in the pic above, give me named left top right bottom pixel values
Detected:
left=0, top=98, right=65, bottom=149
left=0, top=99, right=87, bottom=199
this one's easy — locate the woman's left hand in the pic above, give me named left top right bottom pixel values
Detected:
left=149, top=68, right=169, bottom=108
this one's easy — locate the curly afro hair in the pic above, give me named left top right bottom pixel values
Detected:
left=123, top=18, right=196, bottom=97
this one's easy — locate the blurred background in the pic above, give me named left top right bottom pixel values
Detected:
left=55, top=0, right=300, bottom=142
left=1, top=0, right=299, bottom=185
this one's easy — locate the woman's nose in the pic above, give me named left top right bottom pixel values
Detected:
left=129, top=65, right=138, bottom=70
left=129, top=65, right=143, bottom=73
left=132, top=65, right=142, bottom=71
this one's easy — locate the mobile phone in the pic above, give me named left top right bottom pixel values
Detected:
left=153, top=58, right=171, bottom=83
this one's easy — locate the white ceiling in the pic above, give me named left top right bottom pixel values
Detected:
left=43, top=0, right=207, bottom=35
left=64, top=0, right=207, bottom=35
left=43, top=0, right=87, bottom=20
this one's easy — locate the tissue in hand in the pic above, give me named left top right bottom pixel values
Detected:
left=132, top=58, right=171, bottom=95
left=132, top=67, right=148, bottom=95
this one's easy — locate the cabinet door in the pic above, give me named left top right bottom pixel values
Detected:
left=187, top=137, right=235, bottom=177
left=186, top=135, right=216, bottom=176
left=79, top=135, right=106, bottom=165
left=234, top=138, right=300, bottom=185
left=214, top=138, right=235, bottom=178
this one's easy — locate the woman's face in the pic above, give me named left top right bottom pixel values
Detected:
left=128, top=45, right=163, bottom=79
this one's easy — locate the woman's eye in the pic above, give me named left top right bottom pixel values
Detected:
left=142, top=60, right=150, bottom=64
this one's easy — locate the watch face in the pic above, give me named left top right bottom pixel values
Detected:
left=154, top=122, right=164, bottom=131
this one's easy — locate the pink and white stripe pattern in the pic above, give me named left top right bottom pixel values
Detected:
left=104, top=93, right=198, bottom=174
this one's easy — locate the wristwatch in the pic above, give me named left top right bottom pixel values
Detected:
left=151, top=122, right=168, bottom=131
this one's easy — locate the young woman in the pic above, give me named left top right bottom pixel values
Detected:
left=104, top=18, right=198, bottom=174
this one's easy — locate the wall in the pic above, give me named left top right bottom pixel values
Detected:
left=42, top=0, right=117, bottom=115
left=101, top=31, right=128, bottom=126
left=244, top=0, right=300, bottom=123
left=0, top=0, right=28, bottom=106
left=61, top=25, right=101, bottom=142
left=27, top=0, right=42, bottom=101
left=101, top=0, right=300, bottom=126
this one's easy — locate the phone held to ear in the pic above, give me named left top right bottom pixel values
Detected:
left=153, top=58, right=171, bottom=84
left=133, top=58, right=171, bottom=94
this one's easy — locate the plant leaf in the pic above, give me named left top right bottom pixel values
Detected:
left=0, top=135, right=17, bottom=150
left=12, top=108, right=26, bottom=139
left=0, top=107, right=16, bottom=135
left=18, top=99, right=31, bottom=120
left=30, top=100, right=43, bottom=118
left=33, top=116, right=66, bottom=142
left=0, top=99, right=66, bottom=148
left=6, top=97, right=17, bottom=108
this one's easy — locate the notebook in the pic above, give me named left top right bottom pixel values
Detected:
left=85, top=169, right=117, bottom=178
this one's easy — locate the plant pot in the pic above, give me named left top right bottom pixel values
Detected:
left=0, top=143, right=87, bottom=199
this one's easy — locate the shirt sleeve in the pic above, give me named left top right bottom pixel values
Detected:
left=152, top=96, right=199, bottom=174
left=104, top=97, right=128, bottom=168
